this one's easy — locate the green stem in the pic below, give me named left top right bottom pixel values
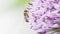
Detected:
left=50, top=28, right=60, bottom=34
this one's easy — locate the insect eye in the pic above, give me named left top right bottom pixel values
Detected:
left=24, top=10, right=28, bottom=12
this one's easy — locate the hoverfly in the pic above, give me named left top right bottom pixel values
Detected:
left=24, top=10, right=29, bottom=22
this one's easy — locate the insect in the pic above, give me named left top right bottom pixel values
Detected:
left=24, top=10, right=29, bottom=22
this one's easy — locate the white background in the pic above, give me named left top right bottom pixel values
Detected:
left=0, top=0, right=36, bottom=34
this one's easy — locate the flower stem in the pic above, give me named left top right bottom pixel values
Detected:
left=51, top=28, right=60, bottom=34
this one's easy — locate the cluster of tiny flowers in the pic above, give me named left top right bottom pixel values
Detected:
left=26, top=0, right=60, bottom=34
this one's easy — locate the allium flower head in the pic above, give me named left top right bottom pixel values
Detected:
left=25, top=0, right=60, bottom=34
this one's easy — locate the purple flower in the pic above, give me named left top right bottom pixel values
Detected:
left=25, top=0, right=60, bottom=34
left=53, top=32, right=60, bottom=34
